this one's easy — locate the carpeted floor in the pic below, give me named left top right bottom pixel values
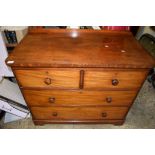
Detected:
left=0, top=80, right=155, bottom=129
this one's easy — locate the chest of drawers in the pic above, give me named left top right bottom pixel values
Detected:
left=6, top=29, right=155, bottom=125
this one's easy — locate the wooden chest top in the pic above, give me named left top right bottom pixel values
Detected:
left=6, top=29, right=155, bottom=68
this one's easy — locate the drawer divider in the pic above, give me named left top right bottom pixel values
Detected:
left=79, top=70, right=85, bottom=89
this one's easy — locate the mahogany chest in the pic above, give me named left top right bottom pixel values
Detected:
left=6, top=29, right=155, bottom=125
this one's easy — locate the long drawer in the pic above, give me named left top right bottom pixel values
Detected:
left=31, top=107, right=128, bottom=120
left=23, top=89, right=137, bottom=106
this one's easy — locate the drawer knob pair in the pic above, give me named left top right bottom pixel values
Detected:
left=106, top=97, right=112, bottom=103
left=112, top=79, right=119, bottom=86
left=44, top=78, right=52, bottom=85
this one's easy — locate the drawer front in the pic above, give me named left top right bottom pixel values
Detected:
left=84, top=70, right=148, bottom=89
left=14, top=69, right=80, bottom=88
left=23, top=90, right=137, bottom=106
left=31, top=107, right=128, bottom=120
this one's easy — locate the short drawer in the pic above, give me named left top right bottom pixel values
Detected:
left=23, top=90, right=137, bottom=106
left=31, top=106, right=128, bottom=120
left=14, top=69, right=80, bottom=88
left=84, top=70, right=148, bottom=89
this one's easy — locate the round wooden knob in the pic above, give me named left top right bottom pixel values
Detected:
left=52, top=112, right=58, bottom=117
left=101, top=112, right=107, bottom=117
left=44, top=78, right=52, bottom=85
left=49, top=97, right=55, bottom=103
left=112, top=79, right=119, bottom=86
left=106, top=97, right=112, bottom=103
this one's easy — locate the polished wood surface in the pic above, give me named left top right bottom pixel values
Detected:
left=33, top=119, right=124, bottom=125
left=14, top=68, right=148, bottom=89
left=6, top=29, right=155, bottom=68
left=84, top=70, right=148, bottom=89
left=6, top=29, right=155, bottom=125
left=14, top=69, right=80, bottom=88
left=23, top=89, right=137, bottom=106
left=31, top=106, right=128, bottom=120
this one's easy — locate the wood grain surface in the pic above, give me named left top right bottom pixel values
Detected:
left=6, top=29, right=155, bottom=125
left=14, top=69, right=80, bottom=88
left=84, top=70, right=148, bottom=89
left=6, top=29, right=155, bottom=68
left=33, top=119, right=125, bottom=125
left=23, top=89, right=137, bottom=106
left=14, top=68, right=147, bottom=89
left=31, top=106, right=128, bottom=120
